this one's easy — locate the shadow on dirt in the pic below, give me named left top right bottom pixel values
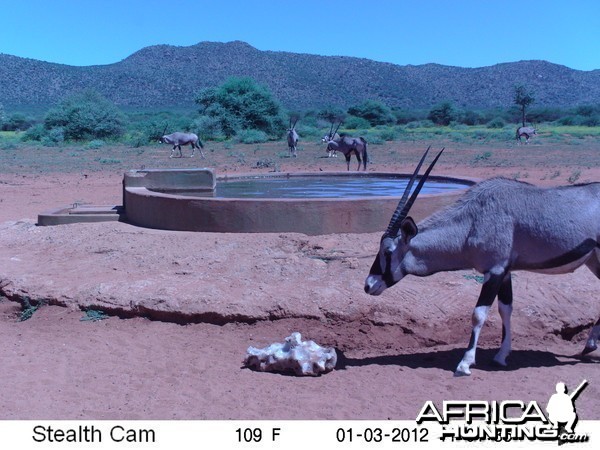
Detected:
left=335, top=347, right=599, bottom=374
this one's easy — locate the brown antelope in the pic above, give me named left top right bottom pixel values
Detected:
left=322, top=122, right=368, bottom=171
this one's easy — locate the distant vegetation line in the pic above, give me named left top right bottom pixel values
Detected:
left=1, top=41, right=599, bottom=112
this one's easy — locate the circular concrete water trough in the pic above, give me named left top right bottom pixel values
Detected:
left=123, top=169, right=476, bottom=235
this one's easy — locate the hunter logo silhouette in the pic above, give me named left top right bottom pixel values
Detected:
left=546, top=380, right=588, bottom=435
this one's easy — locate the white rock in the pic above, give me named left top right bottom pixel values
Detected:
left=243, top=332, right=337, bottom=376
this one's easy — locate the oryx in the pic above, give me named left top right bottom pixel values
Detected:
left=322, top=122, right=341, bottom=157
left=364, top=148, right=600, bottom=376
left=160, top=132, right=205, bottom=158
left=516, top=126, right=537, bottom=144
left=287, top=118, right=299, bottom=157
left=322, top=122, right=368, bottom=170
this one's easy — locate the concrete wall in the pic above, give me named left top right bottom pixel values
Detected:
left=123, top=170, right=475, bottom=235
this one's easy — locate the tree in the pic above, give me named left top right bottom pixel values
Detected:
left=195, top=77, right=285, bottom=138
left=427, top=102, right=454, bottom=126
left=44, top=90, right=126, bottom=140
left=513, top=85, right=535, bottom=127
left=347, top=100, right=395, bottom=126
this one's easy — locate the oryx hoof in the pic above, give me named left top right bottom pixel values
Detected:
left=492, top=358, right=508, bottom=368
left=492, top=353, right=510, bottom=367
left=454, top=362, right=472, bottom=377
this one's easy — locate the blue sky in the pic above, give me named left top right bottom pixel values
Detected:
left=1, top=0, right=598, bottom=70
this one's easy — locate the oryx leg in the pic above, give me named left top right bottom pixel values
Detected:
left=355, top=153, right=362, bottom=171
left=189, top=143, right=195, bottom=158
left=345, top=154, right=351, bottom=171
left=583, top=254, right=600, bottom=354
left=493, top=274, right=513, bottom=366
left=455, top=268, right=506, bottom=376
left=171, top=144, right=183, bottom=158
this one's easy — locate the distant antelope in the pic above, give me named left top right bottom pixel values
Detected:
left=322, top=122, right=341, bottom=157
left=160, top=132, right=205, bottom=158
left=287, top=118, right=299, bottom=157
left=516, top=126, right=537, bottom=144
left=322, top=122, right=368, bottom=170
left=364, top=148, right=600, bottom=376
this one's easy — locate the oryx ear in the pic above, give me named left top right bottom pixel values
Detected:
left=400, top=217, right=418, bottom=242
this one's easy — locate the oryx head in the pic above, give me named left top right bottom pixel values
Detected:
left=322, top=121, right=342, bottom=143
left=158, top=124, right=169, bottom=144
left=364, top=147, right=444, bottom=295
left=288, top=117, right=298, bottom=132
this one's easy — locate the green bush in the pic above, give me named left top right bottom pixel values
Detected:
left=236, top=129, right=268, bottom=143
left=21, top=124, right=45, bottom=141
left=195, top=77, right=285, bottom=138
left=193, top=115, right=226, bottom=141
left=347, top=100, right=395, bottom=126
left=86, top=139, right=105, bottom=149
left=427, top=102, right=455, bottom=126
left=41, top=127, right=65, bottom=146
left=1, top=112, right=35, bottom=131
left=343, top=115, right=371, bottom=130
left=44, top=90, right=126, bottom=140
left=486, top=117, right=506, bottom=129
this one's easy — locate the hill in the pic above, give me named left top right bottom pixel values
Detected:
left=1, top=40, right=599, bottom=111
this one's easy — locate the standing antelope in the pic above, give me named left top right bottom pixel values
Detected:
left=322, top=123, right=341, bottom=157
left=160, top=132, right=205, bottom=158
left=323, top=122, right=369, bottom=170
left=287, top=118, right=299, bottom=157
left=516, top=126, right=537, bottom=144
left=364, top=148, right=600, bottom=376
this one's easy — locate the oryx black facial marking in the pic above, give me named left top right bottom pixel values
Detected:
left=365, top=149, right=600, bottom=376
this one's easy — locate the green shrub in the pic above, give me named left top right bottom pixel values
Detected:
left=195, top=77, right=285, bottom=138
left=343, top=115, right=371, bottom=130
left=44, top=90, right=126, bottom=140
left=236, top=129, right=268, bottom=143
left=86, top=139, right=105, bottom=149
left=428, top=102, right=455, bottom=126
left=376, top=126, right=399, bottom=141
left=347, top=100, right=395, bottom=126
left=21, top=124, right=45, bottom=141
left=41, top=127, right=65, bottom=146
left=486, top=117, right=506, bottom=129
left=193, top=115, right=225, bottom=141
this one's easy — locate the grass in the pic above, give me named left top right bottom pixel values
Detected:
left=19, top=296, right=43, bottom=321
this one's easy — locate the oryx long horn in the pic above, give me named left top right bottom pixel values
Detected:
left=385, top=147, right=444, bottom=237
left=333, top=121, right=342, bottom=136
left=384, top=146, right=430, bottom=236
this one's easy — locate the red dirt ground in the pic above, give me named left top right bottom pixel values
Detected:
left=0, top=138, right=598, bottom=420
